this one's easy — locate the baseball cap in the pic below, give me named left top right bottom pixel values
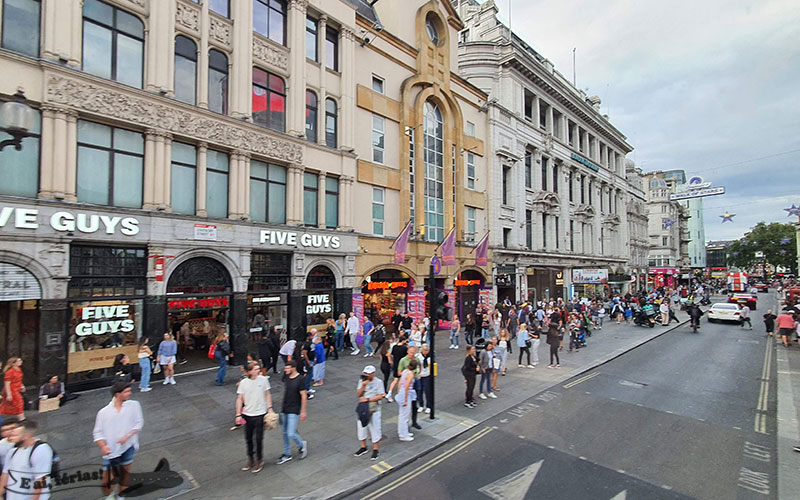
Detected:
left=362, top=365, right=376, bottom=374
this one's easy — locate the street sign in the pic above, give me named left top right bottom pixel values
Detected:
left=431, top=256, right=441, bottom=275
left=669, top=187, right=725, bottom=201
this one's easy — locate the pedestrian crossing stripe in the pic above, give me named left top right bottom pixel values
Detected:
left=371, top=461, right=393, bottom=473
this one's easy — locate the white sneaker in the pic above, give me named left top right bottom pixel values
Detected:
left=352, top=349, right=360, bottom=356
left=386, top=394, right=393, bottom=402
left=140, top=387, right=152, bottom=392
left=488, top=392, right=497, bottom=399
left=417, top=407, right=424, bottom=413
left=169, top=378, right=176, bottom=385
left=163, top=379, right=169, bottom=385
left=518, top=364, right=525, bottom=368
left=425, top=407, right=430, bottom=414
left=479, top=393, right=487, bottom=400
left=364, top=353, right=370, bottom=357
left=399, top=436, right=414, bottom=442
left=527, top=365, right=536, bottom=368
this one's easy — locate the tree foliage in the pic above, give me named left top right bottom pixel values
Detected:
left=726, top=222, right=797, bottom=271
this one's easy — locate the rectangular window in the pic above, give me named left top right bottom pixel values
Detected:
left=466, top=207, right=476, bottom=241
left=541, top=157, right=548, bottom=191
left=324, top=98, right=337, bottom=148
left=174, top=35, right=197, bottom=105
left=303, top=172, right=318, bottom=226
left=568, top=172, right=574, bottom=202
left=253, top=0, right=285, bottom=45
left=539, top=101, right=547, bottom=129
left=372, top=114, right=384, bottom=164
left=372, top=75, right=384, bottom=94
left=77, top=120, right=144, bottom=208
left=82, top=0, right=144, bottom=88
left=524, top=150, right=532, bottom=189
left=252, top=67, right=286, bottom=132
left=305, top=90, right=318, bottom=143
left=206, top=150, right=229, bottom=218
left=552, top=163, right=558, bottom=193
left=372, top=187, right=384, bottom=236
left=208, top=49, right=228, bottom=114
left=662, top=205, right=668, bottom=213
left=249, top=160, right=286, bottom=224
left=466, top=153, right=475, bottom=189
left=555, top=216, right=559, bottom=249
left=568, top=122, right=575, bottom=146
left=523, top=90, right=534, bottom=120
left=465, top=121, right=475, bottom=136
left=570, top=220, right=574, bottom=251
left=209, top=0, right=229, bottom=17
left=542, top=213, right=547, bottom=248
left=170, top=142, right=196, bottom=215
left=588, top=180, right=593, bottom=205
left=0, top=107, right=40, bottom=197
left=503, top=228, right=511, bottom=248
left=502, top=166, right=510, bottom=205
left=68, top=245, right=147, bottom=298
left=600, top=188, right=604, bottom=212
left=305, top=16, right=317, bottom=61
left=325, top=26, right=338, bottom=71
left=580, top=175, right=585, bottom=204
left=525, top=210, right=532, bottom=250
left=324, top=176, right=338, bottom=228
left=2, top=0, right=40, bottom=57
left=662, top=236, right=668, bottom=247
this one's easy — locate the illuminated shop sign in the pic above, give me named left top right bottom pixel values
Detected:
left=306, top=294, right=332, bottom=314
left=259, top=230, right=341, bottom=249
left=454, top=279, right=481, bottom=287
left=75, top=303, right=135, bottom=336
left=367, top=281, right=408, bottom=290
left=168, top=297, right=230, bottom=310
left=0, top=206, right=139, bottom=235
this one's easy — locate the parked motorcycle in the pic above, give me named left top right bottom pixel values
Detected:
left=633, top=309, right=656, bottom=328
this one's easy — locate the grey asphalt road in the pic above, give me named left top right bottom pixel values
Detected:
left=351, top=295, right=779, bottom=500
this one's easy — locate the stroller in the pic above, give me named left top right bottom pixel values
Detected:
left=569, top=325, right=586, bottom=351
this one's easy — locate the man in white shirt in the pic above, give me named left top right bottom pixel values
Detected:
left=740, top=305, right=752, bottom=329
left=0, top=420, right=53, bottom=500
left=346, top=312, right=361, bottom=355
left=0, top=418, right=19, bottom=473
left=93, top=382, right=144, bottom=500
left=235, top=361, right=273, bottom=474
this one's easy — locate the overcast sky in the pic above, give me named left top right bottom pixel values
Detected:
left=496, top=0, right=800, bottom=242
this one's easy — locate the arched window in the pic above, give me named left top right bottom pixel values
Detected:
left=174, top=35, right=197, bottom=104
left=306, top=265, right=336, bottom=290
left=424, top=101, right=444, bottom=242
left=252, top=67, right=285, bottom=132
left=305, top=90, right=318, bottom=143
left=425, top=14, right=440, bottom=45
left=325, top=98, right=337, bottom=148
left=208, top=49, right=228, bottom=114
left=82, top=0, right=144, bottom=88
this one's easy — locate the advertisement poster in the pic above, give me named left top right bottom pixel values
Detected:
left=351, top=293, right=364, bottom=322
left=479, top=288, right=494, bottom=310
left=407, top=290, right=426, bottom=322
left=571, top=269, right=609, bottom=284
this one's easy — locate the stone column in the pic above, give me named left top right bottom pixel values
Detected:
left=241, top=153, right=251, bottom=220
left=153, top=133, right=167, bottom=209
left=317, top=15, right=328, bottom=146
left=546, top=105, right=553, bottom=134
left=532, top=95, right=540, bottom=126
left=161, top=134, right=172, bottom=211
left=340, top=28, right=355, bottom=150
left=532, top=150, right=543, bottom=191
left=317, top=172, right=327, bottom=228
left=230, top=0, right=253, bottom=118
left=42, top=0, right=80, bottom=66
left=51, top=110, right=68, bottom=200
left=198, top=1, right=210, bottom=109
left=143, top=130, right=158, bottom=209
left=64, top=110, right=78, bottom=201
left=592, top=181, right=602, bottom=256
left=559, top=162, right=571, bottom=250
left=287, top=0, right=307, bottom=136
left=145, top=0, right=174, bottom=93
left=196, top=143, right=208, bottom=216
left=38, top=106, right=56, bottom=199
left=228, top=152, right=241, bottom=219
left=287, top=164, right=304, bottom=225
left=338, top=175, right=354, bottom=231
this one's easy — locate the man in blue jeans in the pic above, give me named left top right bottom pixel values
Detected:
left=276, top=361, right=308, bottom=464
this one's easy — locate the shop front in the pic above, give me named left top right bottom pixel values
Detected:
left=495, top=264, right=517, bottom=305
left=607, top=272, right=632, bottom=295
left=247, top=252, right=291, bottom=343
left=648, top=267, right=679, bottom=289
left=303, top=264, right=338, bottom=333
left=454, top=270, right=483, bottom=321
left=571, top=268, right=609, bottom=299
left=525, top=267, right=564, bottom=304
left=166, top=257, right=232, bottom=370
left=0, top=262, right=42, bottom=387
left=362, top=269, right=414, bottom=329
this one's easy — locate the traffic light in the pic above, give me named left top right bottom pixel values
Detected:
left=433, top=290, right=453, bottom=322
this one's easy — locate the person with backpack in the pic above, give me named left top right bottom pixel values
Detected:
left=92, top=382, right=144, bottom=499
left=0, top=420, right=54, bottom=500
left=214, top=330, right=233, bottom=386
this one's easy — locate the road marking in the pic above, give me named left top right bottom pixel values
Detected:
left=738, top=467, right=770, bottom=495
left=753, top=338, right=772, bottom=434
left=563, top=372, right=599, bottom=389
left=371, top=464, right=385, bottom=473
left=477, top=460, right=543, bottom=500
left=743, top=442, right=771, bottom=463
left=609, top=490, right=627, bottom=500
left=360, top=427, right=493, bottom=500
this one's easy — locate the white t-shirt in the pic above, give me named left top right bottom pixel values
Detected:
left=237, top=375, right=271, bottom=416
left=92, top=400, right=144, bottom=459
left=3, top=442, right=53, bottom=500
left=0, top=438, right=14, bottom=471
left=279, top=340, right=296, bottom=356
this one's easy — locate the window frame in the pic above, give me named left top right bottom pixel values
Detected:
left=324, top=176, right=339, bottom=229
left=541, top=156, right=548, bottom=191
left=253, top=0, right=286, bottom=46
left=325, top=26, right=338, bottom=71
left=305, top=15, right=318, bottom=62
left=371, top=75, right=385, bottom=94
left=170, top=142, right=197, bottom=215
left=371, top=114, right=385, bottom=164
left=252, top=67, right=286, bottom=133
left=324, top=98, right=337, bottom=148
left=1, top=0, right=41, bottom=57
left=174, top=35, right=198, bottom=105
left=303, top=171, right=318, bottom=227
left=208, top=49, right=229, bottom=114
left=466, top=152, right=476, bottom=190
left=205, top=149, right=229, bottom=218
left=305, top=89, right=318, bottom=143
left=81, top=0, right=144, bottom=88
left=249, top=160, right=286, bottom=224
left=423, top=101, right=445, bottom=243
left=209, top=0, right=229, bottom=18
left=466, top=206, right=476, bottom=241
left=0, top=105, right=40, bottom=197
left=372, top=187, right=385, bottom=236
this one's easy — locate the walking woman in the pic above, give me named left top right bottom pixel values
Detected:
left=449, top=317, right=461, bottom=349
left=157, top=332, right=178, bottom=385
left=517, top=323, right=532, bottom=367
left=462, top=345, right=479, bottom=408
left=326, top=318, right=339, bottom=360
left=214, top=330, right=233, bottom=386
left=464, top=314, right=476, bottom=345
left=547, top=321, right=561, bottom=368
left=335, top=314, right=347, bottom=352
left=0, top=357, right=25, bottom=421
left=379, top=337, right=393, bottom=393
left=478, top=341, right=497, bottom=399
left=138, top=338, right=153, bottom=392
left=530, top=321, right=541, bottom=367
left=396, top=358, right=418, bottom=442
left=497, top=329, right=510, bottom=376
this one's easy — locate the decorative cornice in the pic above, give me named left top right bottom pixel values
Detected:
left=46, top=74, right=303, bottom=164
left=253, top=36, right=289, bottom=72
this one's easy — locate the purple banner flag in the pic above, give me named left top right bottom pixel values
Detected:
left=440, top=228, right=456, bottom=266
left=475, top=232, right=490, bottom=267
left=391, top=221, right=412, bottom=265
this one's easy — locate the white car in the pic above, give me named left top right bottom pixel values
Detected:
left=707, top=303, right=742, bottom=323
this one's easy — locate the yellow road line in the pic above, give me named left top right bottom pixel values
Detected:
left=361, top=427, right=494, bottom=500
left=379, top=461, right=393, bottom=471
left=563, top=372, right=599, bottom=389
left=371, top=464, right=385, bottom=473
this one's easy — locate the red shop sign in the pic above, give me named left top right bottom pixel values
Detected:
left=168, top=297, right=230, bottom=310
left=367, top=281, right=407, bottom=290
left=454, top=279, right=481, bottom=287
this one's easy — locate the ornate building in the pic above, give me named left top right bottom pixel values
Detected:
left=643, top=171, right=691, bottom=288
left=453, top=0, right=635, bottom=301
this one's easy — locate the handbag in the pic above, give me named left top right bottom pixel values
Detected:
left=355, top=333, right=364, bottom=344
left=525, top=339, right=532, bottom=348
left=208, top=342, right=217, bottom=359
left=492, top=357, right=501, bottom=370
left=263, top=409, right=279, bottom=430
left=153, top=362, right=161, bottom=374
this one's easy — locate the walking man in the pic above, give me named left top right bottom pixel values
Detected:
left=355, top=365, right=385, bottom=460
left=277, top=361, right=308, bottom=464
left=235, top=361, right=273, bottom=474
left=92, top=382, right=144, bottom=500
left=346, top=312, right=361, bottom=356
left=740, top=305, right=753, bottom=330
left=0, top=420, right=53, bottom=500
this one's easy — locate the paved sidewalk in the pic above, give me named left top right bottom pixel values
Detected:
left=38, top=313, right=688, bottom=500
left=775, top=293, right=800, bottom=500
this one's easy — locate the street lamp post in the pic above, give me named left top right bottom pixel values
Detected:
left=0, top=89, right=36, bottom=151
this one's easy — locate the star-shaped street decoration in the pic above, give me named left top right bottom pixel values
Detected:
left=780, top=249, right=788, bottom=255
left=662, top=218, right=675, bottom=229
left=720, top=212, right=736, bottom=223
left=781, top=237, right=792, bottom=245
left=784, top=204, right=800, bottom=217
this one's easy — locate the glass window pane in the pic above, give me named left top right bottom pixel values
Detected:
left=372, top=204, right=383, bottom=220
left=372, top=188, right=383, bottom=203
left=0, top=130, right=39, bottom=198
left=325, top=193, right=338, bottom=228
left=209, top=67, right=228, bottom=114
left=250, top=160, right=268, bottom=180
left=268, top=93, right=285, bottom=132
left=304, top=172, right=317, bottom=188
left=174, top=55, right=196, bottom=104
left=269, top=10, right=284, bottom=45
left=2, top=0, right=40, bottom=57
left=268, top=182, right=285, bottom=224
left=116, top=34, right=142, bottom=88
left=306, top=108, right=317, bottom=143
left=116, top=10, right=143, bottom=38
left=303, top=190, right=317, bottom=226
left=171, top=142, right=196, bottom=165
left=306, top=17, right=317, bottom=61
left=206, top=170, right=228, bottom=217
left=78, top=120, right=111, bottom=147
left=210, top=0, right=229, bottom=17
left=252, top=85, right=267, bottom=127
left=207, top=150, right=229, bottom=172
left=373, top=221, right=383, bottom=235
left=83, top=21, right=112, bottom=80
left=170, top=163, right=196, bottom=215
left=325, top=176, right=338, bottom=193
left=83, top=0, right=113, bottom=25
left=253, top=0, right=267, bottom=35
left=253, top=67, right=267, bottom=86
left=113, top=128, right=143, bottom=154
left=249, top=179, right=266, bottom=222
left=269, top=74, right=284, bottom=92
left=113, top=153, right=143, bottom=208
left=77, top=146, right=110, bottom=205
left=268, top=164, right=286, bottom=182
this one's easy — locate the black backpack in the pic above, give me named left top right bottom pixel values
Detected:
left=373, top=325, right=386, bottom=348
left=11, top=440, right=60, bottom=477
